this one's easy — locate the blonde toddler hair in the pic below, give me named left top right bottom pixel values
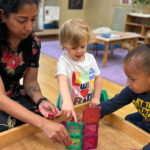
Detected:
left=59, top=18, right=92, bottom=49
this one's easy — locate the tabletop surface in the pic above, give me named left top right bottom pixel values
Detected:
left=0, top=119, right=143, bottom=150
left=95, top=31, right=140, bottom=42
left=0, top=102, right=149, bottom=150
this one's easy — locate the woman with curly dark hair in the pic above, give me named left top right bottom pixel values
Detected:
left=0, top=0, right=71, bottom=146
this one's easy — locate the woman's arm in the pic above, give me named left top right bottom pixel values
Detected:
left=23, top=67, right=60, bottom=118
left=23, top=67, right=43, bottom=102
left=57, top=74, right=77, bottom=122
left=89, top=74, right=102, bottom=107
left=0, top=76, right=71, bottom=145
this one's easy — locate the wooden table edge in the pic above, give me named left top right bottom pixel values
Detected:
left=0, top=102, right=149, bottom=148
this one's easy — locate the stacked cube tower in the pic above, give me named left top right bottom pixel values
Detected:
left=61, top=107, right=101, bottom=150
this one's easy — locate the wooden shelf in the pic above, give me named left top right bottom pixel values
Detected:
left=126, top=22, right=150, bottom=27
left=125, top=13, right=150, bottom=44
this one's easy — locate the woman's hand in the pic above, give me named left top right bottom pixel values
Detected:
left=39, top=100, right=61, bottom=119
left=42, top=119, right=72, bottom=146
left=89, top=97, right=100, bottom=108
left=61, top=101, right=77, bottom=122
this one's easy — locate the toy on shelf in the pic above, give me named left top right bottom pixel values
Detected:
left=61, top=107, right=101, bottom=150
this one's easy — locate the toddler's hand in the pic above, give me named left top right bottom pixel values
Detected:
left=76, top=113, right=83, bottom=122
left=89, top=97, right=100, bottom=108
left=62, top=101, right=77, bottom=122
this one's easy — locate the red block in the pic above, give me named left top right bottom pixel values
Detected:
left=83, top=107, right=101, bottom=123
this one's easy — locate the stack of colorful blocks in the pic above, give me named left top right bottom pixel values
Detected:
left=82, top=107, right=101, bottom=150
left=61, top=107, right=101, bottom=150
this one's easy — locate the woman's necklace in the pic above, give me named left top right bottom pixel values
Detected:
left=9, top=38, right=21, bottom=52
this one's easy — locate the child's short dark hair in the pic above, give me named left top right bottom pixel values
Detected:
left=124, top=44, right=150, bottom=75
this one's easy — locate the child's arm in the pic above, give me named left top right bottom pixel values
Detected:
left=57, top=74, right=77, bottom=122
left=89, top=74, right=102, bottom=107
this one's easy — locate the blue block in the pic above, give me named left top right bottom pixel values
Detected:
left=101, top=33, right=111, bottom=38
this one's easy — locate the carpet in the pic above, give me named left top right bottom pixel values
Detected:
left=41, top=41, right=127, bottom=86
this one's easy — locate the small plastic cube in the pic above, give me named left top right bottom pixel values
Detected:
left=67, top=122, right=83, bottom=136
left=66, top=136, right=82, bottom=150
left=83, top=107, right=101, bottom=123
left=61, top=121, right=67, bottom=129
left=83, top=123, right=99, bottom=136
left=82, top=134, right=98, bottom=150
left=100, top=90, right=108, bottom=102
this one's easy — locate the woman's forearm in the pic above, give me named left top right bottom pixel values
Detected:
left=24, top=80, right=44, bottom=103
left=0, top=94, right=45, bottom=128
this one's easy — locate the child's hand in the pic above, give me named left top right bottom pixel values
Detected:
left=76, top=113, right=83, bottom=122
left=62, top=101, right=77, bottom=122
left=89, top=97, right=100, bottom=108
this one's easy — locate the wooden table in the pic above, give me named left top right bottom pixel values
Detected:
left=0, top=103, right=149, bottom=150
left=94, top=31, right=139, bottom=67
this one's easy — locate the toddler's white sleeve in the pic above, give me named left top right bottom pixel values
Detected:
left=92, top=55, right=100, bottom=76
left=55, top=55, right=67, bottom=77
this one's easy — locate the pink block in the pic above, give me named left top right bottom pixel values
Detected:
left=82, top=134, right=98, bottom=150
left=61, top=121, right=67, bottom=129
left=83, top=123, right=99, bottom=136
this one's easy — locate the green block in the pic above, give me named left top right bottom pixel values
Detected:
left=66, top=136, right=82, bottom=150
left=56, top=93, right=61, bottom=111
left=100, top=90, right=108, bottom=102
left=67, top=122, right=83, bottom=137
left=66, top=122, right=83, bottom=150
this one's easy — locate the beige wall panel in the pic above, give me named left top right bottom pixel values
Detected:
left=84, top=0, right=132, bottom=29
left=42, top=0, right=133, bottom=34
left=84, top=0, right=115, bottom=29
left=59, top=0, right=86, bottom=26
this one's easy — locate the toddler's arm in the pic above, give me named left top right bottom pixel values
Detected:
left=57, top=74, right=77, bottom=122
left=89, top=74, right=102, bottom=107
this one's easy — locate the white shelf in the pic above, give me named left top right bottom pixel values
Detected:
left=129, top=13, right=150, bottom=18
left=35, top=0, right=60, bottom=36
left=36, top=29, right=59, bottom=36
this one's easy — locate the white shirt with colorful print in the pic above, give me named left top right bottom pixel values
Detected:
left=56, top=52, right=100, bottom=107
